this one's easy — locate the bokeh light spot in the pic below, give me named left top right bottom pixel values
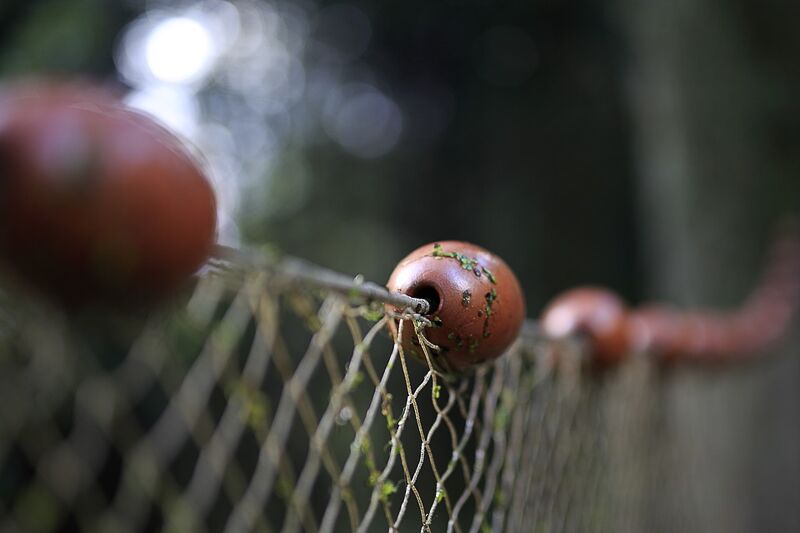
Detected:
left=145, top=17, right=216, bottom=85
left=325, top=86, right=403, bottom=159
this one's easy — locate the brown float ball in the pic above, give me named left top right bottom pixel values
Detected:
left=0, top=81, right=217, bottom=306
left=541, top=287, right=631, bottom=364
left=386, top=241, right=526, bottom=372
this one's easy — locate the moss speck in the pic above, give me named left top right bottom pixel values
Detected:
left=482, top=289, right=498, bottom=338
left=447, top=331, right=464, bottom=348
left=431, top=244, right=480, bottom=272
left=379, top=481, right=398, bottom=502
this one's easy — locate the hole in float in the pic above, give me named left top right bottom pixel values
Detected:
left=408, top=283, right=442, bottom=316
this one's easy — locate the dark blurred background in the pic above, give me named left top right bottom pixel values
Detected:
left=2, top=0, right=800, bottom=530
left=1, top=0, right=643, bottom=310
left=4, top=0, right=799, bottom=309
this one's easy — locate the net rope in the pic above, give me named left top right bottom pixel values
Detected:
left=0, top=247, right=766, bottom=532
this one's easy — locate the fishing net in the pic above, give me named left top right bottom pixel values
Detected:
left=0, top=249, right=769, bottom=532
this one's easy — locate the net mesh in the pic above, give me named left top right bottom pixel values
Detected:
left=0, top=260, right=750, bottom=532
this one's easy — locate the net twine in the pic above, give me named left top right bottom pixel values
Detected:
left=0, top=244, right=783, bottom=532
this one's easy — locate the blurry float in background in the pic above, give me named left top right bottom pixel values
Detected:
left=114, top=0, right=410, bottom=246
left=0, top=82, right=217, bottom=307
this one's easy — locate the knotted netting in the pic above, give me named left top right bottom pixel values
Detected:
left=0, top=248, right=757, bottom=532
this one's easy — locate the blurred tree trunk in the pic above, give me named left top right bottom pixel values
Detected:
left=619, top=0, right=800, bottom=531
